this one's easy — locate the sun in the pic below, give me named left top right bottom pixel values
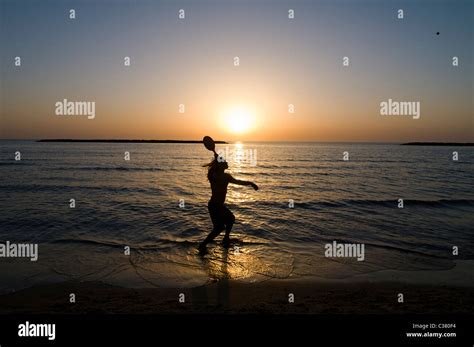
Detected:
left=223, top=106, right=255, bottom=134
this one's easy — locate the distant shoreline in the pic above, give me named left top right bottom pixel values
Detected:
left=3, top=140, right=470, bottom=145
left=401, top=142, right=473, bottom=146
left=37, top=139, right=228, bottom=144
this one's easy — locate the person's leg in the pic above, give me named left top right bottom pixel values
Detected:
left=199, top=225, right=224, bottom=249
left=199, top=203, right=225, bottom=252
left=222, top=208, right=235, bottom=248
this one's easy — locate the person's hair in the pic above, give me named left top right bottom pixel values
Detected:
left=203, top=154, right=225, bottom=182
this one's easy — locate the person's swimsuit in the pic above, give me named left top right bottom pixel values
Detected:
left=208, top=200, right=234, bottom=229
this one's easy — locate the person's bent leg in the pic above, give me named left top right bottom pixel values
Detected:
left=222, top=212, right=235, bottom=248
left=199, top=225, right=224, bottom=251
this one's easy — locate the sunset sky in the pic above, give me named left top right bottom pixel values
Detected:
left=1, top=0, right=472, bottom=142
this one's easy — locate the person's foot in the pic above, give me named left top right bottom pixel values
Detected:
left=222, top=237, right=230, bottom=249
left=198, top=243, right=207, bottom=255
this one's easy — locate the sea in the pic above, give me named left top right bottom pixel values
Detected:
left=0, top=141, right=473, bottom=292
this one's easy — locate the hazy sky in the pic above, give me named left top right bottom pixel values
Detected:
left=1, top=0, right=472, bottom=142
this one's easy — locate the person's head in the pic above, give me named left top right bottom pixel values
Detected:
left=203, top=154, right=228, bottom=181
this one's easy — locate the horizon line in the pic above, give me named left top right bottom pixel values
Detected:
left=1, top=138, right=474, bottom=145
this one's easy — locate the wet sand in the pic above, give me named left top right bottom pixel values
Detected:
left=0, top=279, right=472, bottom=315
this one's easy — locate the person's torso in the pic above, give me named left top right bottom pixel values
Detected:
left=209, top=174, right=229, bottom=204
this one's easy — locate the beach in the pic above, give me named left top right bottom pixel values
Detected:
left=1, top=141, right=473, bottom=314
left=1, top=0, right=473, bottom=343
left=0, top=281, right=472, bottom=315
left=1, top=261, right=472, bottom=315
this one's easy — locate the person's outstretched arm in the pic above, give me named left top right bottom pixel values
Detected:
left=227, top=174, right=258, bottom=190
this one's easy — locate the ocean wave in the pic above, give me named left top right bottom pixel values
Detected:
left=353, top=241, right=450, bottom=259
left=0, top=183, right=164, bottom=194
left=249, top=199, right=474, bottom=209
left=54, top=166, right=162, bottom=172
left=50, top=237, right=267, bottom=250
left=259, top=160, right=417, bottom=168
left=0, top=162, right=33, bottom=166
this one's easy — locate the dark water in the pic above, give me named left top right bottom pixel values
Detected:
left=0, top=141, right=473, bottom=291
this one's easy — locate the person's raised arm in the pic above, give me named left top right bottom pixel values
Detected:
left=227, top=174, right=258, bottom=190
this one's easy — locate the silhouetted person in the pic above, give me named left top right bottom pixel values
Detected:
left=198, top=155, right=258, bottom=253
